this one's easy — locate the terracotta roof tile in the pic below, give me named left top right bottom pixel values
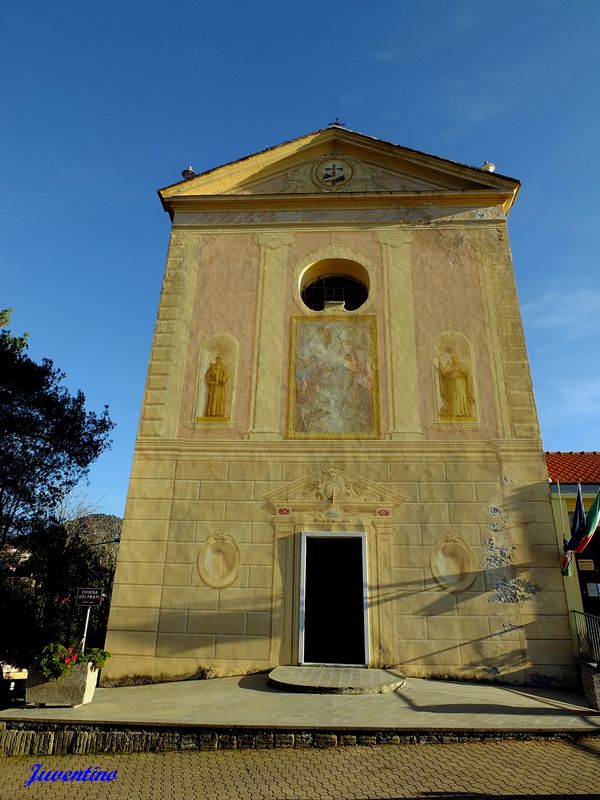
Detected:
left=545, top=452, right=600, bottom=483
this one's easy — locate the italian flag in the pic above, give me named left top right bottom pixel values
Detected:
left=561, top=549, right=574, bottom=577
left=575, top=488, right=600, bottom=554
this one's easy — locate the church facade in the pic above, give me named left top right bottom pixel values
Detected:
left=103, top=127, right=574, bottom=686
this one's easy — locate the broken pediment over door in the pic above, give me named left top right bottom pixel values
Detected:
left=263, top=466, right=404, bottom=527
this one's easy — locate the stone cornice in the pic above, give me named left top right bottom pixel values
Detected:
left=162, top=189, right=516, bottom=218
left=132, top=438, right=546, bottom=459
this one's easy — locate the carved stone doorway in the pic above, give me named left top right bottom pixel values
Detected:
left=299, top=532, right=368, bottom=666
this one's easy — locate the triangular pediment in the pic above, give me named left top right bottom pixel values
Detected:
left=263, top=467, right=404, bottom=519
left=160, top=126, right=520, bottom=208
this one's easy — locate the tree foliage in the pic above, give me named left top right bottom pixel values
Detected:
left=0, top=310, right=117, bottom=667
left=0, top=307, right=28, bottom=354
left=0, top=310, right=114, bottom=545
left=1, top=514, right=121, bottom=664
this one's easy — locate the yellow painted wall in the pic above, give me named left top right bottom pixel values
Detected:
left=103, top=132, right=572, bottom=687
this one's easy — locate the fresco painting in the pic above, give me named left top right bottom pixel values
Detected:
left=290, top=316, right=378, bottom=437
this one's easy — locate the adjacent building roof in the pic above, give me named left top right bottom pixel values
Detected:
left=545, top=452, right=600, bottom=483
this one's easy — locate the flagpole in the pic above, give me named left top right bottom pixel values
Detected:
left=557, top=480, right=567, bottom=543
left=558, top=480, right=574, bottom=577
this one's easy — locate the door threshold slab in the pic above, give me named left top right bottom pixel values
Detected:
left=268, top=665, right=406, bottom=694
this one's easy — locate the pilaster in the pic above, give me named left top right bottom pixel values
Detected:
left=270, top=516, right=296, bottom=665
left=249, top=233, right=294, bottom=438
left=139, top=232, right=202, bottom=439
left=376, top=231, right=423, bottom=438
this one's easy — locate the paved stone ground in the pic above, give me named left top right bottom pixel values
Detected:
left=3, top=739, right=600, bottom=800
left=3, top=675, right=598, bottom=733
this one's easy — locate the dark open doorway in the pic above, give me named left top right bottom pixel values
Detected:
left=302, top=535, right=367, bottom=665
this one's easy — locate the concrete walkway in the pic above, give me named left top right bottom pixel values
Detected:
left=1, top=672, right=599, bottom=734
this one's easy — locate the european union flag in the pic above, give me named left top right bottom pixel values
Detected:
left=567, top=484, right=587, bottom=551
left=561, top=485, right=587, bottom=575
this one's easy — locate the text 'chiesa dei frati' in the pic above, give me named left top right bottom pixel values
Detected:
left=103, top=126, right=574, bottom=687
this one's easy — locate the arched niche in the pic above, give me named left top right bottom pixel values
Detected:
left=432, top=331, right=478, bottom=423
left=195, top=334, right=239, bottom=423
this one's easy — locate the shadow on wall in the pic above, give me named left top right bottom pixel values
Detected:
left=369, top=478, right=568, bottom=686
left=107, top=480, right=569, bottom=687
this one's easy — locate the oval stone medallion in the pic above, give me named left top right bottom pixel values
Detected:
left=430, top=535, right=476, bottom=593
left=197, top=533, right=241, bottom=589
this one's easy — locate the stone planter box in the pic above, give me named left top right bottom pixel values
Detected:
left=579, top=659, right=600, bottom=711
left=26, top=662, right=99, bottom=707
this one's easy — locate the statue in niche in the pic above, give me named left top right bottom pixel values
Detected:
left=437, top=355, right=475, bottom=420
left=204, top=356, right=228, bottom=418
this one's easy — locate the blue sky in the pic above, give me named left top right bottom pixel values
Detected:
left=2, top=2, right=599, bottom=516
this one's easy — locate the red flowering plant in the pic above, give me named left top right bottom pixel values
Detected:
left=36, top=643, right=111, bottom=681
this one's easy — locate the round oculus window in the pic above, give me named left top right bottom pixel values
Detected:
left=299, top=259, right=370, bottom=312
left=301, top=274, right=368, bottom=311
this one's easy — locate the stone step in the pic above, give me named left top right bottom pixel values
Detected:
left=268, top=666, right=406, bottom=694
